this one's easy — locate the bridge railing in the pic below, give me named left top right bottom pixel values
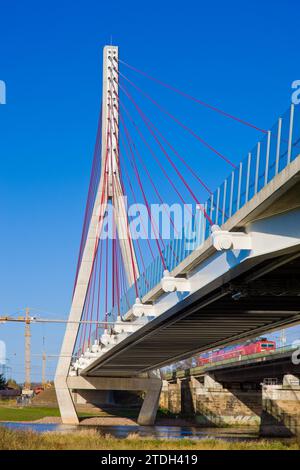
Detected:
left=112, top=104, right=300, bottom=319
left=208, top=104, right=299, bottom=229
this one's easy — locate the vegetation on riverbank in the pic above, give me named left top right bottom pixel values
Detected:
left=0, top=405, right=101, bottom=422
left=0, top=427, right=299, bottom=450
left=0, top=406, right=60, bottom=422
left=0, top=404, right=173, bottom=422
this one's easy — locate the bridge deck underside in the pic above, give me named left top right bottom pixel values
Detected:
left=83, top=254, right=300, bottom=378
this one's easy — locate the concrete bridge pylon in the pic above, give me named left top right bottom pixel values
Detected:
left=55, top=45, right=161, bottom=425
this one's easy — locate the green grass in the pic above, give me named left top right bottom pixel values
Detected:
left=0, top=406, right=61, bottom=422
left=0, top=404, right=137, bottom=422
left=0, top=427, right=299, bottom=450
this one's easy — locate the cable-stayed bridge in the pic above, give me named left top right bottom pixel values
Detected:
left=55, top=45, right=300, bottom=425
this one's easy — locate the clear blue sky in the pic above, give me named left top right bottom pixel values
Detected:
left=0, top=0, right=299, bottom=383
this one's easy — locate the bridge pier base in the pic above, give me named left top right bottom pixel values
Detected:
left=160, top=374, right=262, bottom=426
left=260, top=374, right=300, bottom=437
left=64, top=375, right=162, bottom=426
left=55, top=378, right=79, bottom=425
left=137, top=385, right=162, bottom=425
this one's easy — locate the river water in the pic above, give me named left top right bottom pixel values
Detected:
left=0, top=422, right=261, bottom=441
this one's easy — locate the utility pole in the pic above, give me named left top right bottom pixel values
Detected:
left=42, top=336, right=46, bottom=387
left=24, top=307, right=31, bottom=391
left=42, top=352, right=46, bottom=387
left=280, top=329, right=287, bottom=348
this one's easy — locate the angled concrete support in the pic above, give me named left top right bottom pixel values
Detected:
left=137, top=382, right=162, bottom=425
left=66, top=375, right=162, bottom=426
left=55, top=377, right=79, bottom=424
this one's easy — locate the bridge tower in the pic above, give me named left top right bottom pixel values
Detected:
left=55, top=46, right=161, bottom=425
left=99, top=45, right=139, bottom=285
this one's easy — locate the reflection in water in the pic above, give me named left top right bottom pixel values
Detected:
left=0, top=422, right=259, bottom=441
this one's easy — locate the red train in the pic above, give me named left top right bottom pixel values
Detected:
left=197, top=338, right=276, bottom=366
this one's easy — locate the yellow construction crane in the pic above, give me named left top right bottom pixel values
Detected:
left=24, top=308, right=31, bottom=390
left=0, top=312, right=135, bottom=390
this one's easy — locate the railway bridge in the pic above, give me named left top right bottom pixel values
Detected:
left=161, top=345, right=300, bottom=436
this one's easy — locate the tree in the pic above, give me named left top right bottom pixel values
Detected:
left=0, top=373, right=7, bottom=390
left=6, top=378, right=19, bottom=390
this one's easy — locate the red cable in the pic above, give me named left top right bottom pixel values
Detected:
left=96, top=239, right=103, bottom=339
left=113, top=147, right=153, bottom=273
left=112, top=235, right=116, bottom=316
left=79, top=114, right=112, bottom=352
left=115, top=111, right=181, bottom=265
left=78, top=301, right=87, bottom=354
left=105, top=199, right=109, bottom=330
left=115, top=96, right=193, bottom=221
left=113, top=80, right=216, bottom=228
left=118, top=113, right=167, bottom=269
left=117, top=159, right=155, bottom=274
left=87, top=251, right=98, bottom=346
left=120, top=156, right=156, bottom=265
left=113, top=105, right=181, bottom=237
left=119, top=240, right=131, bottom=310
left=118, top=118, right=165, bottom=249
left=117, top=97, right=226, bottom=222
left=115, top=69, right=236, bottom=169
left=118, top=149, right=156, bottom=285
left=109, top=100, right=158, bottom=262
left=80, top=275, right=92, bottom=352
left=120, top=155, right=156, bottom=263
left=73, top=103, right=103, bottom=296
left=137, top=108, right=212, bottom=194
left=116, top=58, right=267, bottom=134
left=118, top=81, right=214, bottom=225
left=115, top=92, right=188, bottom=209
left=108, top=81, right=140, bottom=298
left=109, top=102, right=116, bottom=315
left=110, top=78, right=190, bottom=210
left=114, top=228, right=121, bottom=317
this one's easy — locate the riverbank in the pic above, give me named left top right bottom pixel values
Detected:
left=0, top=427, right=299, bottom=450
left=0, top=406, right=61, bottom=422
left=0, top=404, right=136, bottom=422
left=0, top=404, right=194, bottom=426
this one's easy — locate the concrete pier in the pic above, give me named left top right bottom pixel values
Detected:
left=260, top=374, right=300, bottom=437
left=160, top=373, right=300, bottom=436
left=66, top=375, right=162, bottom=426
left=160, top=375, right=261, bottom=426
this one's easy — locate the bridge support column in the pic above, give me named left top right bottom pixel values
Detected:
left=66, top=375, right=162, bottom=426
left=138, top=384, right=162, bottom=425
left=55, top=378, right=79, bottom=425
left=162, top=374, right=261, bottom=426
left=260, top=374, right=300, bottom=437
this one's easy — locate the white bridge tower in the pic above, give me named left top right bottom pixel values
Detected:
left=55, top=46, right=161, bottom=425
